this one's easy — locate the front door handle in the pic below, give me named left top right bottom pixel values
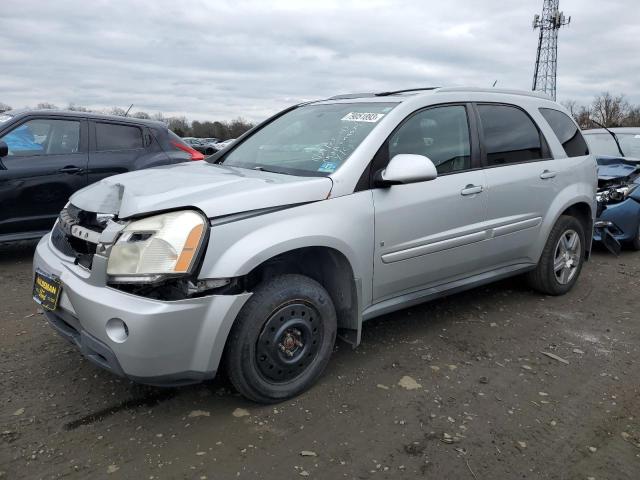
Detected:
left=58, top=166, right=83, bottom=175
left=540, top=170, right=557, bottom=179
left=461, top=184, right=483, bottom=196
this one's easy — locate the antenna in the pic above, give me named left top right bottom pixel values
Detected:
left=531, top=0, right=570, bottom=100
left=124, top=104, right=134, bottom=117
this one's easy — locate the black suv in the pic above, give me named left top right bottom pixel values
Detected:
left=0, top=110, right=204, bottom=242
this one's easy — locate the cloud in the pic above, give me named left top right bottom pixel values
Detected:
left=0, top=0, right=638, bottom=122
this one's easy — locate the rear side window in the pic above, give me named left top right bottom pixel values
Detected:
left=539, top=108, right=589, bottom=157
left=477, top=105, right=543, bottom=166
left=95, top=123, right=143, bottom=151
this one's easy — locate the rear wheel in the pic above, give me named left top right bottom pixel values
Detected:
left=527, top=215, right=586, bottom=295
left=224, top=274, right=337, bottom=403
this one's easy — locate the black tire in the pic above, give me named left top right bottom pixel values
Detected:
left=205, top=147, right=214, bottom=155
left=630, top=224, right=640, bottom=251
left=527, top=215, right=586, bottom=296
left=224, top=274, right=337, bottom=403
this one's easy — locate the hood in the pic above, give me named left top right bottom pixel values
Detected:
left=596, top=156, right=640, bottom=187
left=70, top=162, right=333, bottom=218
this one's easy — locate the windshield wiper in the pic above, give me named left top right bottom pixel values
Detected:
left=591, top=119, right=625, bottom=157
left=253, top=165, right=292, bottom=175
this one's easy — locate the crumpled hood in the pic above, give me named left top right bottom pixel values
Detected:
left=596, top=155, right=640, bottom=187
left=70, top=161, right=333, bottom=218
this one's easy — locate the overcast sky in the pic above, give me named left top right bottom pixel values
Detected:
left=1, top=0, right=638, bottom=122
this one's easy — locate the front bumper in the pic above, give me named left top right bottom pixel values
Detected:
left=593, top=197, right=640, bottom=243
left=33, top=234, right=251, bottom=386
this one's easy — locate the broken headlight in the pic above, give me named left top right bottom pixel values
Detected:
left=107, top=210, right=207, bottom=283
left=596, top=184, right=638, bottom=205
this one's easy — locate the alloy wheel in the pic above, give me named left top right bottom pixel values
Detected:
left=553, top=229, right=581, bottom=285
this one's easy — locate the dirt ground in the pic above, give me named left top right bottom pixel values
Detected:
left=1, top=240, right=639, bottom=480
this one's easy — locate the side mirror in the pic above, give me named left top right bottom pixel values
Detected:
left=0, top=141, right=7, bottom=158
left=376, top=154, right=437, bottom=186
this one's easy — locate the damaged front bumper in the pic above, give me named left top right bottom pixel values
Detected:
left=34, top=234, right=251, bottom=386
left=593, top=195, right=640, bottom=254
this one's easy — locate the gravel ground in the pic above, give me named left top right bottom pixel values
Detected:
left=1, top=240, right=639, bottom=479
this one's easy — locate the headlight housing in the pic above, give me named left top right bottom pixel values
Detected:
left=107, top=210, right=207, bottom=283
left=597, top=184, right=638, bottom=205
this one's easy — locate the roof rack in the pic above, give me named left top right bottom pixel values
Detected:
left=374, top=87, right=439, bottom=97
left=434, top=87, right=552, bottom=99
left=327, top=93, right=378, bottom=100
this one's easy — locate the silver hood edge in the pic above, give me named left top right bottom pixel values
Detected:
left=69, top=162, right=333, bottom=219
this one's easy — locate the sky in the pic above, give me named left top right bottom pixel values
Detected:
left=1, top=0, right=638, bottom=122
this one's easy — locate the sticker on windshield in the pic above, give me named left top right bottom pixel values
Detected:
left=317, top=161, right=338, bottom=173
left=341, top=112, right=385, bottom=123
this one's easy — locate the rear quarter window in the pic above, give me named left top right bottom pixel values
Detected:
left=95, top=122, right=143, bottom=151
left=539, top=108, right=589, bottom=157
left=477, top=104, right=544, bottom=166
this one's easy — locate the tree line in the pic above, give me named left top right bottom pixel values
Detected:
left=0, top=102, right=254, bottom=141
left=3, top=93, right=639, bottom=135
left=562, top=92, right=640, bottom=129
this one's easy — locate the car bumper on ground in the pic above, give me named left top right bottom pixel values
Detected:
left=33, top=234, right=251, bottom=386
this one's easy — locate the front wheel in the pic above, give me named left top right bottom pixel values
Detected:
left=527, top=215, right=586, bottom=295
left=224, top=274, right=337, bottom=403
left=630, top=224, right=640, bottom=250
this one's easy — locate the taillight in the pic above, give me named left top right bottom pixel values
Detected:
left=171, top=141, right=205, bottom=161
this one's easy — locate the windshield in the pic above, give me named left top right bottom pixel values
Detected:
left=220, top=102, right=397, bottom=176
left=585, top=132, right=640, bottom=159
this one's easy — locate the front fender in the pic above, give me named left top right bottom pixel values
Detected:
left=198, top=191, right=375, bottom=306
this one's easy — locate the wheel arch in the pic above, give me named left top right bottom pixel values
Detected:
left=536, top=188, right=595, bottom=263
left=560, top=201, right=593, bottom=258
left=241, top=246, right=362, bottom=344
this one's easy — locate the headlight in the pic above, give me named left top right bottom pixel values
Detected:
left=597, top=184, right=638, bottom=205
left=107, top=210, right=207, bottom=283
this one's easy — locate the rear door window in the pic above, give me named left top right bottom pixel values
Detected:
left=0, top=118, right=81, bottom=156
left=477, top=105, right=543, bottom=166
left=95, top=122, right=143, bottom=151
left=539, top=108, right=589, bottom=157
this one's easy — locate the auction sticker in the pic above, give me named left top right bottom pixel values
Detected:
left=341, top=112, right=385, bottom=123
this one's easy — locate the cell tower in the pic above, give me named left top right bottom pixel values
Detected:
left=532, top=0, right=571, bottom=100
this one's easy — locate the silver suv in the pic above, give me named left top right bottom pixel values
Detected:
left=33, top=87, right=597, bottom=402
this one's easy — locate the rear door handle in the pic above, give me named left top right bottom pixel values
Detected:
left=540, top=170, right=557, bottom=179
left=460, top=184, right=483, bottom=196
left=58, top=166, right=83, bottom=174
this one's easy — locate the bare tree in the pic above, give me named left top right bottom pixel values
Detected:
left=109, top=107, right=127, bottom=117
left=167, top=117, right=191, bottom=137
left=575, top=106, right=592, bottom=129
left=561, top=100, right=578, bottom=117
left=622, top=106, right=640, bottom=127
left=132, top=111, right=150, bottom=119
left=0, top=102, right=11, bottom=113
left=67, top=103, right=91, bottom=112
left=36, top=102, right=58, bottom=110
left=227, top=117, right=254, bottom=138
left=591, top=92, right=629, bottom=127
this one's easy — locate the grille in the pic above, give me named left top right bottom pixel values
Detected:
left=50, top=206, right=108, bottom=268
left=51, top=222, right=76, bottom=257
